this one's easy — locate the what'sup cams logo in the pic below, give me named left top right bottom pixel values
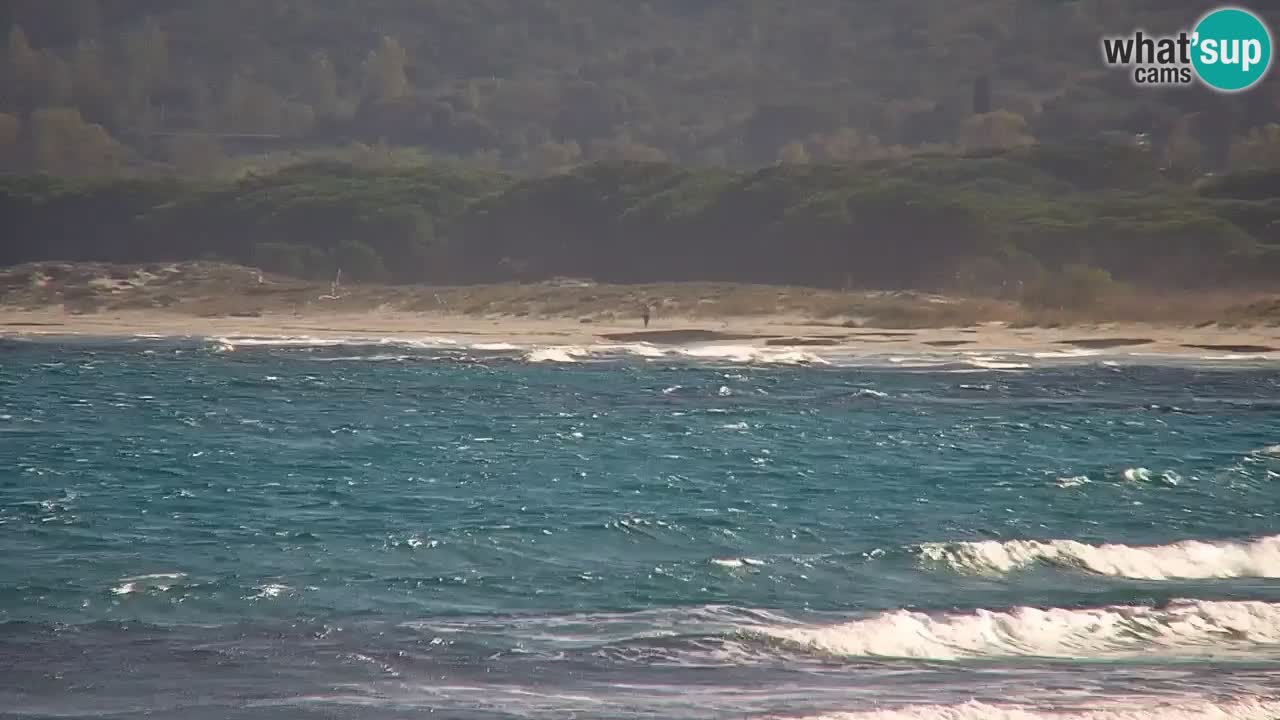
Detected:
left=1102, top=6, right=1272, bottom=92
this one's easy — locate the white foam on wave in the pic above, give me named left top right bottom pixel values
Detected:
left=111, top=572, right=186, bottom=595
left=749, top=599, right=1280, bottom=661
left=523, top=346, right=591, bottom=363
left=918, top=535, right=1280, bottom=580
left=888, top=356, right=955, bottom=367
left=599, top=342, right=669, bottom=359
left=675, top=344, right=830, bottom=365
left=1029, top=348, right=1103, bottom=360
left=310, top=353, right=414, bottom=363
left=1199, top=354, right=1275, bottom=361
left=1120, top=467, right=1181, bottom=486
left=711, top=557, right=766, bottom=568
left=964, top=355, right=1032, bottom=371
left=210, top=335, right=460, bottom=351
left=793, top=698, right=1280, bottom=720
left=249, top=583, right=292, bottom=600
left=200, top=334, right=1273, bottom=370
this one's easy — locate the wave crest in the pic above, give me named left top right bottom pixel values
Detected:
left=749, top=599, right=1280, bottom=661
left=793, top=698, right=1280, bottom=720
left=918, top=535, right=1280, bottom=580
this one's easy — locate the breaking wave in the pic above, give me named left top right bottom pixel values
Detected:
left=199, top=334, right=1277, bottom=369
left=790, top=698, right=1280, bottom=720
left=918, top=535, right=1280, bottom=580
left=748, top=599, right=1280, bottom=661
left=523, top=346, right=593, bottom=363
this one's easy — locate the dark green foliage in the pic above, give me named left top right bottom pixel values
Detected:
left=334, top=240, right=388, bottom=282
left=2, top=145, right=1277, bottom=291
left=1197, top=169, right=1280, bottom=201
left=0, top=175, right=195, bottom=265
left=4, top=2, right=1280, bottom=171
left=1023, top=264, right=1119, bottom=311
left=252, top=242, right=328, bottom=278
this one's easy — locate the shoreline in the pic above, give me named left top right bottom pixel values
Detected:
left=3, top=308, right=1279, bottom=360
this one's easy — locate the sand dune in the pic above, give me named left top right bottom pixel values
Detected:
left=1, top=261, right=1278, bottom=358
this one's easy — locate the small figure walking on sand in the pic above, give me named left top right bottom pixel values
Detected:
left=641, top=304, right=652, bottom=328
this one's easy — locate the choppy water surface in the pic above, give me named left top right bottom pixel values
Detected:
left=2, top=337, right=1279, bottom=719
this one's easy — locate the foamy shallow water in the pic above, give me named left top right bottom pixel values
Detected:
left=1, top=336, right=1279, bottom=718
left=198, top=333, right=1279, bottom=369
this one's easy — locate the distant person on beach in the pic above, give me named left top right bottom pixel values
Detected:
left=641, top=304, right=651, bottom=328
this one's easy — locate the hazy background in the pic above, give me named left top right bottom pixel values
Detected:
left=2, top=0, right=1278, bottom=176
left=2, top=1, right=1279, bottom=312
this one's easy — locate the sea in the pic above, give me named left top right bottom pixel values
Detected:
left=2, top=335, right=1279, bottom=719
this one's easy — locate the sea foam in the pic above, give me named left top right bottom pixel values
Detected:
left=750, top=599, right=1280, bottom=661
left=792, top=698, right=1280, bottom=720
left=918, top=535, right=1280, bottom=580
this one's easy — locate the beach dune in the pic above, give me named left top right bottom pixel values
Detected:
left=1, top=261, right=1277, bottom=357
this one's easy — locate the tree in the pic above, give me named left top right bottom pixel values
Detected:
left=222, top=73, right=285, bottom=133
left=121, top=17, right=169, bottom=121
left=30, top=107, right=129, bottom=176
left=123, top=17, right=169, bottom=90
left=335, top=240, right=388, bottom=282
left=590, top=136, right=667, bottom=163
left=1163, top=114, right=1203, bottom=181
left=252, top=243, right=320, bottom=278
left=959, top=110, right=1034, bottom=151
left=72, top=39, right=111, bottom=121
left=526, top=140, right=582, bottom=174
left=187, top=79, right=216, bottom=131
left=5, top=26, right=41, bottom=109
left=41, top=51, right=74, bottom=107
left=1025, top=264, right=1119, bottom=310
left=810, top=127, right=885, bottom=163
left=281, top=101, right=316, bottom=138
left=306, top=51, right=342, bottom=119
left=1228, top=124, right=1280, bottom=171
left=165, top=133, right=225, bottom=176
left=777, top=141, right=811, bottom=164
left=0, top=112, right=22, bottom=169
left=0, top=112, right=20, bottom=146
left=71, top=0, right=102, bottom=40
left=363, top=35, right=410, bottom=103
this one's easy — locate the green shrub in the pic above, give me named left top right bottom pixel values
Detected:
left=1024, top=264, right=1120, bottom=310
left=334, top=240, right=388, bottom=282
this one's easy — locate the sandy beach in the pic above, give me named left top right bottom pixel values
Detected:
left=3, top=306, right=1279, bottom=358
left=2, top=262, right=1278, bottom=359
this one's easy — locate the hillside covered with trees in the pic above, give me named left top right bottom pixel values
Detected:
left=4, top=146, right=1280, bottom=310
left=3, top=1, right=1280, bottom=307
left=2, top=0, right=1280, bottom=176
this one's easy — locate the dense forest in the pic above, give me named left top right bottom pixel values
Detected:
left=2, top=1, right=1280, bottom=302
left=4, top=147, right=1280, bottom=307
left=2, top=0, right=1280, bottom=176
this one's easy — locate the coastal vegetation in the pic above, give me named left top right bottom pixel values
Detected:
left=1, top=1, right=1279, bottom=177
left=2, top=2, right=1279, bottom=316
left=2, top=145, right=1279, bottom=309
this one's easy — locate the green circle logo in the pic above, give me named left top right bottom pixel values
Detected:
left=1192, top=7, right=1272, bottom=92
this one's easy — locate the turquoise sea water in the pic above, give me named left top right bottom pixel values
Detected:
left=2, top=337, right=1279, bottom=719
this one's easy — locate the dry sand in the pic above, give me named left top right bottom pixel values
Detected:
left=3, top=307, right=1279, bottom=358
left=1, top=261, right=1278, bottom=358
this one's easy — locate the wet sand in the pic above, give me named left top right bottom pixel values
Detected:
left=2, top=307, right=1278, bottom=358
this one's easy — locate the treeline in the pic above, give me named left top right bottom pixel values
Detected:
left=3, top=1, right=1280, bottom=176
left=3, top=145, right=1279, bottom=300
